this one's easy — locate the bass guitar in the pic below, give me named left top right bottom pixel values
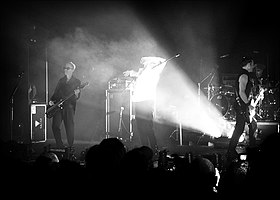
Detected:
left=46, top=82, right=89, bottom=118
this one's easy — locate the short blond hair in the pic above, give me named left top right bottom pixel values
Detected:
left=66, top=62, right=76, bottom=70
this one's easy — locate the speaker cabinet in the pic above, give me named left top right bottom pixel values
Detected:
left=30, top=103, right=47, bottom=143
left=105, top=89, right=133, bottom=141
left=257, top=122, right=279, bottom=141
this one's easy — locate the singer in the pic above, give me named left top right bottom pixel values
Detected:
left=123, top=56, right=167, bottom=156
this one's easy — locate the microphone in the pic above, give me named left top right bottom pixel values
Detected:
left=152, top=53, right=181, bottom=69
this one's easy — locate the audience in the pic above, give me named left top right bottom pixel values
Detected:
left=1, top=132, right=279, bottom=198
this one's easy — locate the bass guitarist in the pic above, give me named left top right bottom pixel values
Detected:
left=226, top=56, right=264, bottom=165
left=49, top=61, right=81, bottom=148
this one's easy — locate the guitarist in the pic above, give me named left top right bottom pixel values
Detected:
left=49, top=62, right=81, bottom=148
left=226, top=56, right=262, bottom=165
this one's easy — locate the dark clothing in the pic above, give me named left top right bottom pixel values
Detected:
left=134, top=100, right=157, bottom=153
left=235, top=69, right=253, bottom=106
left=227, top=69, right=257, bottom=163
left=51, top=75, right=81, bottom=147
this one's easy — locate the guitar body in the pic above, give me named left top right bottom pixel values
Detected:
left=242, top=88, right=266, bottom=123
left=242, top=105, right=254, bottom=124
left=46, top=81, right=89, bottom=119
left=46, top=101, right=63, bottom=118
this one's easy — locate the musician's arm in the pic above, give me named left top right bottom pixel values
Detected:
left=239, top=74, right=250, bottom=104
left=123, top=68, right=144, bottom=77
left=74, top=80, right=82, bottom=99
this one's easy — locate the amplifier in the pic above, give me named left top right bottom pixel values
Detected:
left=105, top=89, right=134, bottom=141
left=30, top=103, right=47, bottom=143
left=108, top=77, right=134, bottom=90
left=257, top=121, right=279, bottom=141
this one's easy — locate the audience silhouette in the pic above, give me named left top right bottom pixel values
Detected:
left=1, top=132, right=279, bottom=198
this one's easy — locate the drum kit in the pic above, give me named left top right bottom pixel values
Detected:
left=205, top=81, right=279, bottom=122
left=204, top=84, right=237, bottom=121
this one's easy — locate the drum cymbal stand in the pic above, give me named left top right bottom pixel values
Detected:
left=198, top=69, right=216, bottom=105
left=197, top=70, right=216, bottom=145
left=169, top=108, right=183, bottom=146
left=9, top=72, right=24, bottom=142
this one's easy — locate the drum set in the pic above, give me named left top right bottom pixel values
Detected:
left=205, top=84, right=236, bottom=121
left=205, top=82, right=279, bottom=122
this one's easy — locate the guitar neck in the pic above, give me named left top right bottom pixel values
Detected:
left=53, top=82, right=89, bottom=105
left=61, top=93, right=75, bottom=104
left=251, top=89, right=265, bottom=107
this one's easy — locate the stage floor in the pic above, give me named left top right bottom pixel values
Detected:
left=3, top=120, right=278, bottom=170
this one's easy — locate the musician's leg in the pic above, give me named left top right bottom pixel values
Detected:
left=248, top=118, right=257, bottom=148
left=146, top=113, right=158, bottom=153
left=135, top=101, right=154, bottom=148
left=64, top=106, right=75, bottom=147
left=227, top=113, right=246, bottom=162
left=136, top=117, right=150, bottom=147
left=52, top=111, right=64, bottom=148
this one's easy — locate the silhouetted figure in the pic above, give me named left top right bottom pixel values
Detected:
left=218, top=159, right=250, bottom=199
left=84, top=137, right=126, bottom=186
left=246, top=132, right=280, bottom=197
left=121, top=146, right=153, bottom=177
left=188, top=156, right=219, bottom=199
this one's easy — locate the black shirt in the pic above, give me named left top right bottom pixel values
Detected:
left=50, top=75, right=81, bottom=111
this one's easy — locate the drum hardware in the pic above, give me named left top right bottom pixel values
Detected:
left=254, top=85, right=279, bottom=121
left=210, top=92, right=237, bottom=120
left=210, top=94, right=229, bottom=117
left=198, top=68, right=218, bottom=101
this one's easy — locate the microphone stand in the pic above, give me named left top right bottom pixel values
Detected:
left=118, top=107, right=124, bottom=134
left=10, top=73, right=24, bottom=141
left=197, top=71, right=215, bottom=145
left=197, top=71, right=214, bottom=104
left=151, top=53, right=180, bottom=69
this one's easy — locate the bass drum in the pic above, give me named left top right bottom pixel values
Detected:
left=210, top=94, right=229, bottom=117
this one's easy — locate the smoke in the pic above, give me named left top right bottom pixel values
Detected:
left=47, top=25, right=163, bottom=96
left=46, top=7, right=166, bottom=141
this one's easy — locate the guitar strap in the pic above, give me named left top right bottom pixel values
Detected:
left=235, top=89, right=241, bottom=107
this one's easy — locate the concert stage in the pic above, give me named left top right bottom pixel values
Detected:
left=2, top=120, right=278, bottom=171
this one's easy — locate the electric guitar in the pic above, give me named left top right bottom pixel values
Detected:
left=246, top=87, right=266, bottom=123
left=46, top=82, right=89, bottom=118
